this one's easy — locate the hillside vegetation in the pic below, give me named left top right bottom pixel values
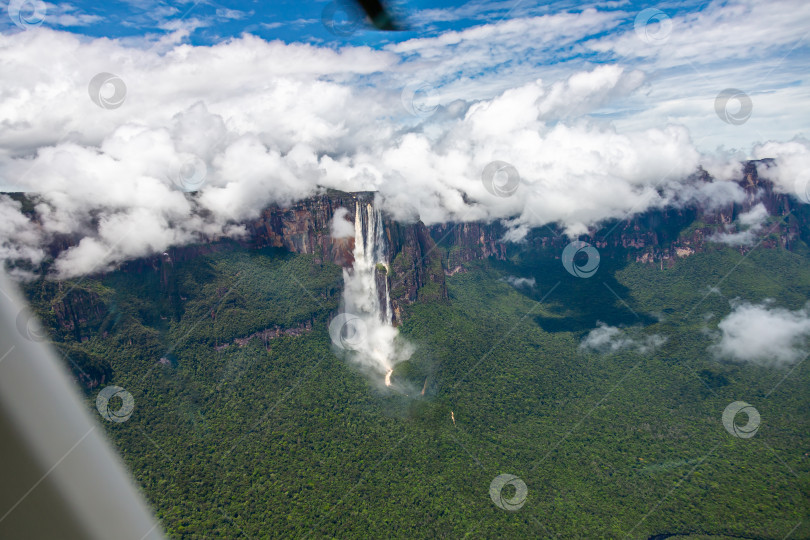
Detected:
left=21, top=241, right=810, bottom=539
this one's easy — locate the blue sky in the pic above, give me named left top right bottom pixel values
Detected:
left=3, top=1, right=671, bottom=45
left=2, top=1, right=737, bottom=49
left=1, top=0, right=809, bottom=277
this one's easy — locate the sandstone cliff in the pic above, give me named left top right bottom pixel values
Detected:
left=15, top=160, right=809, bottom=340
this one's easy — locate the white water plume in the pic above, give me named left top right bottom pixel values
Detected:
left=329, top=199, right=412, bottom=385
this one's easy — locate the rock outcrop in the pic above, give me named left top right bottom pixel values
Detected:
left=17, top=160, right=810, bottom=335
left=427, top=159, right=807, bottom=268
left=244, top=190, right=448, bottom=323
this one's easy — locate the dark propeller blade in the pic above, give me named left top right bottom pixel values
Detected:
left=352, top=0, right=401, bottom=30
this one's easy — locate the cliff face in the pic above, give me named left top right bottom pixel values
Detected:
left=244, top=191, right=447, bottom=323
left=386, top=219, right=448, bottom=322
left=30, top=161, right=809, bottom=336
left=247, top=191, right=358, bottom=266
left=428, top=160, right=807, bottom=268
left=606, top=160, right=803, bottom=262
left=429, top=222, right=507, bottom=270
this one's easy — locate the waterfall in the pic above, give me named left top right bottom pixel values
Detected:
left=329, top=198, right=410, bottom=385
left=347, top=200, right=390, bottom=325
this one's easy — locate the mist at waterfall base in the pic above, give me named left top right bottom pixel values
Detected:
left=328, top=203, right=414, bottom=389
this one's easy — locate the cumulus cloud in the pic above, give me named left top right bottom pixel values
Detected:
left=0, top=1, right=807, bottom=279
left=711, top=300, right=810, bottom=367
left=370, top=78, right=704, bottom=236
left=753, top=139, right=810, bottom=203
left=580, top=323, right=666, bottom=354
left=707, top=203, right=769, bottom=246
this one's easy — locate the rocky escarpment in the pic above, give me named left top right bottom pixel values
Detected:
left=19, top=190, right=446, bottom=338
left=247, top=190, right=358, bottom=267
left=428, top=160, right=808, bottom=269
left=386, top=220, right=448, bottom=322
left=244, top=190, right=447, bottom=323
left=592, top=160, right=804, bottom=264
left=15, top=160, right=809, bottom=338
left=429, top=222, right=507, bottom=268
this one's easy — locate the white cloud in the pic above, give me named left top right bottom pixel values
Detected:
left=501, top=275, right=536, bottom=288
left=707, top=203, right=769, bottom=246
left=753, top=139, right=810, bottom=203
left=700, top=154, right=746, bottom=184
left=580, top=323, right=666, bottom=354
left=215, top=8, right=252, bottom=21
left=588, top=0, right=810, bottom=152
left=592, top=0, right=810, bottom=69
left=330, top=207, right=355, bottom=238
left=0, top=195, right=45, bottom=279
left=674, top=179, right=747, bottom=211
left=0, top=0, right=808, bottom=279
left=387, top=9, right=623, bottom=103
left=45, top=3, right=102, bottom=27
left=711, top=300, right=810, bottom=367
